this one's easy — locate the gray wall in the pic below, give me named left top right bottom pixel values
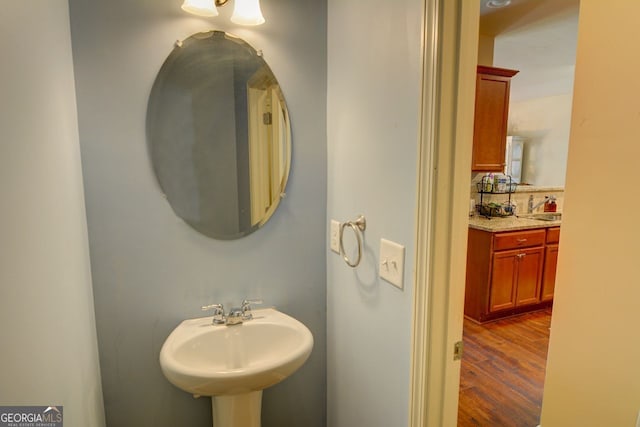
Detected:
left=67, top=0, right=327, bottom=425
left=0, top=2, right=105, bottom=426
left=327, top=0, right=422, bottom=425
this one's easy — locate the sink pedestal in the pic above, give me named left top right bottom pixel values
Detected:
left=212, top=391, right=262, bottom=427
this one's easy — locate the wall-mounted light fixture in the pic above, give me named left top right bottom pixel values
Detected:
left=181, top=0, right=265, bottom=25
left=486, top=0, right=511, bottom=8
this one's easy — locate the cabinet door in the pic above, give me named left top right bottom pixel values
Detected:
left=472, top=74, right=510, bottom=172
left=541, top=244, right=559, bottom=301
left=489, top=250, right=518, bottom=312
left=472, top=72, right=512, bottom=171
left=515, top=247, right=544, bottom=306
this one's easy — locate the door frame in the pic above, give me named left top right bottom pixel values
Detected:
left=409, top=1, right=480, bottom=426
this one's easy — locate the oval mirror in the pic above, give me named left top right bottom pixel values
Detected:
left=147, top=31, right=291, bottom=240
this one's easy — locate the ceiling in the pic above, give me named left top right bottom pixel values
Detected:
left=478, top=0, right=580, bottom=102
left=479, top=0, right=534, bottom=19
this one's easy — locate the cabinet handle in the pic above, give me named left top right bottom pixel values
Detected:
left=516, top=238, right=527, bottom=244
left=517, top=253, right=526, bottom=259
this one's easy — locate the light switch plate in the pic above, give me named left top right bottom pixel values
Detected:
left=330, top=220, right=340, bottom=253
left=379, top=238, right=405, bottom=289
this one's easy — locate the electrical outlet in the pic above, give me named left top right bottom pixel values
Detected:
left=330, top=220, right=340, bottom=253
left=379, top=238, right=405, bottom=289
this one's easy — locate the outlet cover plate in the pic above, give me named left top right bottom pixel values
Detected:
left=330, top=220, right=340, bottom=254
left=379, top=238, right=405, bottom=289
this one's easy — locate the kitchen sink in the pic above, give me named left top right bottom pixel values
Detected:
left=518, top=212, right=562, bottom=221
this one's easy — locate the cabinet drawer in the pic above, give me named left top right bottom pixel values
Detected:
left=493, top=229, right=546, bottom=251
left=546, top=227, right=560, bottom=244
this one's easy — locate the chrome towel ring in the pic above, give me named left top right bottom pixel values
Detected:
left=339, top=215, right=367, bottom=268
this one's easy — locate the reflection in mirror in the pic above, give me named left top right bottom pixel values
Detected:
left=147, top=31, right=291, bottom=240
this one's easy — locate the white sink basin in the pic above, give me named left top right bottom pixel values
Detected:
left=160, top=308, right=313, bottom=397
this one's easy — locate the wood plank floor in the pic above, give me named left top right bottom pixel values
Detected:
left=458, top=309, right=552, bottom=427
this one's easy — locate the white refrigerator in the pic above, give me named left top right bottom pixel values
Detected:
left=505, top=136, right=525, bottom=183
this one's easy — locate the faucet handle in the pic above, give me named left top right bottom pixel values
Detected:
left=202, top=303, right=226, bottom=325
left=241, top=299, right=263, bottom=320
left=201, top=303, right=224, bottom=311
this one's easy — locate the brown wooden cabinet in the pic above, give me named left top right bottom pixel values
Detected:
left=541, top=226, right=561, bottom=301
left=465, top=226, right=556, bottom=323
left=472, top=66, right=519, bottom=172
left=489, top=247, right=541, bottom=312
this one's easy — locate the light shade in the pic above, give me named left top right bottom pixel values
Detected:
left=181, top=0, right=219, bottom=17
left=486, top=0, right=511, bottom=8
left=230, top=0, right=265, bottom=26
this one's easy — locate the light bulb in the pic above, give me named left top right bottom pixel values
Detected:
left=230, top=0, right=265, bottom=26
left=181, top=0, right=218, bottom=17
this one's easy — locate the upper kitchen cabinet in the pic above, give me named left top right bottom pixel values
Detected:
left=472, top=66, right=519, bottom=171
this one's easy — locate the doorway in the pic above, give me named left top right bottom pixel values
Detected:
left=409, top=1, right=580, bottom=426
left=458, top=1, right=578, bottom=426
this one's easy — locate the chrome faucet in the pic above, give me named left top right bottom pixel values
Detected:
left=528, top=195, right=555, bottom=213
left=201, top=299, right=263, bottom=326
left=201, top=303, right=226, bottom=325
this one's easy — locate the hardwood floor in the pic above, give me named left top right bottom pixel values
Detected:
left=458, top=309, right=552, bottom=427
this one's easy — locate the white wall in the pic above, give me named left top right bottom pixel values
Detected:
left=477, top=33, right=495, bottom=66
left=0, top=2, right=105, bottom=426
left=541, top=1, right=640, bottom=425
left=68, top=0, right=327, bottom=426
left=327, top=0, right=422, bottom=425
left=508, top=94, right=572, bottom=186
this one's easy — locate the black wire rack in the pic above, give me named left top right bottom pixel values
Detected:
left=476, top=175, right=517, bottom=217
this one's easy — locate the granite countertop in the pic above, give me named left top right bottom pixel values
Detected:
left=513, top=185, right=564, bottom=193
left=468, top=215, right=561, bottom=232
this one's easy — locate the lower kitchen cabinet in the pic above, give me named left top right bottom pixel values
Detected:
left=541, top=226, right=561, bottom=302
left=489, top=246, right=544, bottom=312
left=465, top=226, right=557, bottom=323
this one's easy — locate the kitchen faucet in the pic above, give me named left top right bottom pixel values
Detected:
left=528, top=195, right=555, bottom=213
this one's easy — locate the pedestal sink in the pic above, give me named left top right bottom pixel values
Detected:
left=159, top=308, right=313, bottom=427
